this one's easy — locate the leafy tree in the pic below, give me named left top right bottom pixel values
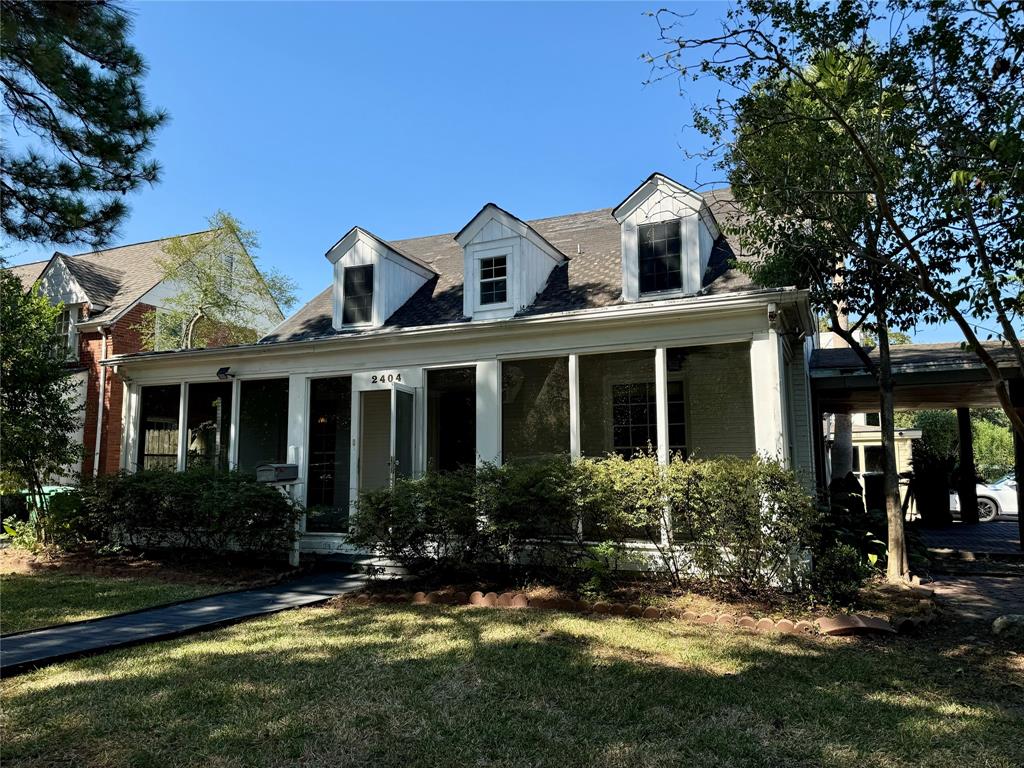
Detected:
left=861, top=329, right=913, bottom=348
left=0, top=263, right=83, bottom=529
left=135, top=212, right=297, bottom=351
left=648, top=0, right=1024, bottom=436
left=903, top=408, right=1014, bottom=482
left=647, top=0, right=1023, bottom=579
left=1, top=1, right=166, bottom=246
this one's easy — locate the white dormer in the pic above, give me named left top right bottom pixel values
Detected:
left=455, top=203, right=567, bottom=321
left=612, top=173, right=721, bottom=302
left=325, top=227, right=436, bottom=331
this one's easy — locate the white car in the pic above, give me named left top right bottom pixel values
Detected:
left=950, top=475, right=1019, bottom=522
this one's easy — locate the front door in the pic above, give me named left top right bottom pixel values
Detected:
left=358, top=384, right=417, bottom=491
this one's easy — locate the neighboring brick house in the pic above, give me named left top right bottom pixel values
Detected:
left=6, top=232, right=286, bottom=480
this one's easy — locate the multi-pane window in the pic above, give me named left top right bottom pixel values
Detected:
left=479, top=255, right=507, bottom=305
left=55, top=308, right=75, bottom=359
left=342, top=265, right=374, bottom=324
left=610, top=381, right=686, bottom=458
left=638, top=220, right=683, bottom=293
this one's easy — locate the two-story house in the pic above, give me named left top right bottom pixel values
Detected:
left=104, top=173, right=817, bottom=555
left=7, top=231, right=285, bottom=481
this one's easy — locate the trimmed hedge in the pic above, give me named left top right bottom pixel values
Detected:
left=64, top=468, right=302, bottom=555
left=350, top=454, right=819, bottom=594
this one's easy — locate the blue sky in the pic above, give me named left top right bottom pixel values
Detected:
left=7, top=1, right=961, bottom=342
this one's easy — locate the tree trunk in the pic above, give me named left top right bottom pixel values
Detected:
left=956, top=407, right=979, bottom=525
left=875, top=307, right=909, bottom=582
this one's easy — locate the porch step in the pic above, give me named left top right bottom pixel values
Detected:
left=310, top=552, right=409, bottom=578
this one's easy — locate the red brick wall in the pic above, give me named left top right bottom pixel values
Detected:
left=79, top=303, right=156, bottom=477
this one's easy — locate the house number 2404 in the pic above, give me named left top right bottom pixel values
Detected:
left=370, top=373, right=402, bottom=384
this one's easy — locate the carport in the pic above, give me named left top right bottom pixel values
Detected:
left=809, top=343, right=1024, bottom=551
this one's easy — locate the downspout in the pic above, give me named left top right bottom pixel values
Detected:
left=93, top=327, right=108, bottom=477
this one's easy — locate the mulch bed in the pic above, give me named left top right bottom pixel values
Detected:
left=0, top=548, right=296, bottom=589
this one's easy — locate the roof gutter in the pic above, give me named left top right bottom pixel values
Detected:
left=101, top=286, right=810, bottom=368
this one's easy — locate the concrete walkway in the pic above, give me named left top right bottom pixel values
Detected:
left=0, top=571, right=363, bottom=675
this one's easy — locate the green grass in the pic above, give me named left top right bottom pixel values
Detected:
left=2, top=604, right=1021, bottom=768
left=0, top=571, right=221, bottom=634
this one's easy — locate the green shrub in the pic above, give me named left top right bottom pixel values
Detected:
left=75, top=467, right=301, bottom=556
left=668, top=456, right=819, bottom=594
left=2, top=515, right=38, bottom=552
left=349, top=465, right=482, bottom=577
left=351, top=454, right=818, bottom=594
left=811, top=543, right=871, bottom=607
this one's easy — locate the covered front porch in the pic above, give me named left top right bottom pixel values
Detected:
left=110, top=293, right=814, bottom=554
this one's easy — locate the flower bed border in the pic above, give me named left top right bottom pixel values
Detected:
left=342, top=588, right=937, bottom=636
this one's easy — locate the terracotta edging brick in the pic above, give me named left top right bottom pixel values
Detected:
left=348, top=589, right=908, bottom=641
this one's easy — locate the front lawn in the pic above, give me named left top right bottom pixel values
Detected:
left=2, top=604, right=1021, bottom=767
left=0, top=571, right=221, bottom=634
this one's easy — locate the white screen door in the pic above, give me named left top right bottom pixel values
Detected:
left=390, top=383, right=415, bottom=481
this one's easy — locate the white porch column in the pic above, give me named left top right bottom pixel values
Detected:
left=285, top=374, right=308, bottom=567
left=175, top=382, right=188, bottom=471
left=122, top=382, right=139, bottom=472
left=476, top=360, right=501, bottom=466
left=654, top=347, right=670, bottom=466
left=750, top=330, right=789, bottom=463
left=568, top=354, right=581, bottom=460
left=654, top=347, right=671, bottom=546
left=227, top=377, right=241, bottom=470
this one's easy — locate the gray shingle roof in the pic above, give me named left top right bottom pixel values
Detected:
left=6, top=260, right=48, bottom=291
left=4, top=231, right=216, bottom=324
left=264, top=188, right=756, bottom=343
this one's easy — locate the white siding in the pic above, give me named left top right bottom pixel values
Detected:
left=461, top=212, right=563, bottom=321
left=328, top=231, right=432, bottom=330
left=616, top=176, right=719, bottom=300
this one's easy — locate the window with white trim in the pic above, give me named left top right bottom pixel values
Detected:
left=479, top=255, right=507, bottom=305
left=342, top=265, right=374, bottom=325
left=638, top=219, right=683, bottom=293
left=55, top=306, right=78, bottom=360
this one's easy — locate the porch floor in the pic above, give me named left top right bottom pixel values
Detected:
left=0, top=571, right=364, bottom=675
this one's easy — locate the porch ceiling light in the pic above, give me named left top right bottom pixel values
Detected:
left=216, top=367, right=234, bottom=381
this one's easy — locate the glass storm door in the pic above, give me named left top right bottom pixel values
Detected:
left=391, top=383, right=415, bottom=481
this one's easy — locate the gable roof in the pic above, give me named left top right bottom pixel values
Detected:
left=3, top=230, right=217, bottom=325
left=263, top=187, right=756, bottom=343
left=325, top=226, right=437, bottom=275
left=6, top=259, right=48, bottom=291
left=454, top=202, right=570, bottom=264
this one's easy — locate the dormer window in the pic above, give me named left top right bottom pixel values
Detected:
left=479, top=255, right=508, bottom=305
left=342, top=265, right=374, bottom=325
left=455, top=203, right=567, bottom=321
left=326, top=227, right=435, bottom=331
left=613, top=173, right=722, bottom=302
left=638, top=220, right=682, bottom=294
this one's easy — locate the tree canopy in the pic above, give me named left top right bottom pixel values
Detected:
left=647, top=0, right=1024, bottom=435
left=135, top=212, right=298, bottom=351
left=1, top=0, right=166, bottom=246
left=0, top=263, right=83, bottom=511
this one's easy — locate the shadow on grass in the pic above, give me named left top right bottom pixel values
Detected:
left=2, top=605, right=1022, bottom=768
